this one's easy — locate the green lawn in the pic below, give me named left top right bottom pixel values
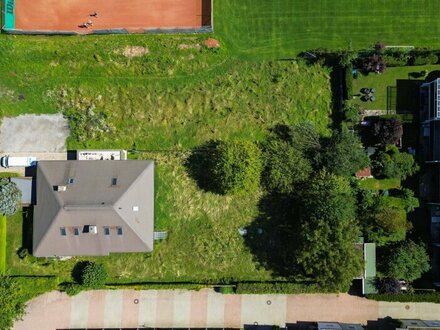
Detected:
left=1, top=25, right=334, bottom=286
left=351, top=65, right=440, bottom=111
left=359, top=178, right=401, bottom=191
left=215, top=0, right=440, bottom=58
left=0, top=215, right=6, bottom=274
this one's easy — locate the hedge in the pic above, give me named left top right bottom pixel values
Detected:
left=106, top=282, right=206, bottom=291
left=235, top=282, right=329, bottom=294
left=382, top=54, right=408, bottom=67
left=366, top=292, right=440, bottom=303
left=344, top=64, right=353, bottom=100
left=0, top=216, right=5, bottom=274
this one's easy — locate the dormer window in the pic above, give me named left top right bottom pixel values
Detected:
left=111, top=178, right=118, bottom=186
left=104, top=227, right=110, bottom=236
left=73, top=227, right=80, bottom=236
left=60, top=227, right=66, bottom=236
left=68, top=177, right=75, bottom=184
left=117, top=227, right=123, bottom=236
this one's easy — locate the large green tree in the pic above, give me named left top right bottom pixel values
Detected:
left=0, top=179, right=21, bottom=216
left=381, top=240, right=430, bottom=281
left=295, top=171, right=363, bottom=291
left=0, top=276, right=25, bottom=330
left=262, top=139, right=312, bottom=194
left=374, top=145, right=419, bottom=180
left=209, top=140, right=263, bottom=195
left=318, top=129, right=370, bottom=177
left=365, top=204, right=409, bottom=246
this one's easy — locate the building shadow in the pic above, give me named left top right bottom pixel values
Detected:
left=20, top=207, right=33, bottom=254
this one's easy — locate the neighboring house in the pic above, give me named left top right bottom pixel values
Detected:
left=10, top=176, right=33, bottom=206
left=398, top=320, right=440, bottom=330
left=420, top=79, right=440, bottom=287
left=285, top=322, right=364, bottom=330
left=354, top=240, right=377, bottom=295
left=33, top=160, right=154, bottom=257
left=355, top=167, right=373, bottom=179
left=420, top=78, right=440, bottom=163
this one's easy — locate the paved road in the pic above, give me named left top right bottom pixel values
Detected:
left=12, top=289, right=440, bottom=330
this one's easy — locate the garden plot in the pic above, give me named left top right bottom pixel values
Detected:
left=0, top=114, right=69, bottom=152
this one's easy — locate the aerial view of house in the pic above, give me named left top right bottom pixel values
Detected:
left=1, top=1, right=440, bottom=330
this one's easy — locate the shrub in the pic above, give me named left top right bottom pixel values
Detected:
left=61, top=283, right=83, bottom=296
left=209, top=140, right=263, bottom=195
left=0, top=179, right=21, bottom=216
left=410, top=50, right=439, bottom=65
left=78, top=262, right=108, bottom=288
left=217, top=286, right=235, bottom=294
left=0, top=276, right=26, bottom=330
left=362, top=54, right=386, bottom=73
left=343, top=103, right=361, bottom=123
left=382, top=54, right=408, bottom=67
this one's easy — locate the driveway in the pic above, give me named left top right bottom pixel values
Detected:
left=13, top=289, right=440, bottom=330
left=0, top=114, right=69, bottom=153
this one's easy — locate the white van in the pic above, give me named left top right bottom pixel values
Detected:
left=0, top=155, right=37, bottom=168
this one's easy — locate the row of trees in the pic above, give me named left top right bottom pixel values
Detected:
left=190, top=120, right=427, bottom=290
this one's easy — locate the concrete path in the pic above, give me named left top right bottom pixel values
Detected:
left=12, top=289, right=440, bottom=330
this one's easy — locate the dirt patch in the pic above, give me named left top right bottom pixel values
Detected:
left=178, top=43, right=201, bottom=50
left=118, top=46, right=149, bottom=58
left=0, top=114, right=70, bottom=152
left=203, top=38, right=220, bottom=49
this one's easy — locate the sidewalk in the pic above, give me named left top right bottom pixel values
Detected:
left=13, top=289, right=440, bottom=330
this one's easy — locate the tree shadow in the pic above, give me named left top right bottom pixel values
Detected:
left=243, top=193, right=301, bottom=277
left=185, top=141, right=218, bottom=193
left=71, top=261, right=90, bottom=284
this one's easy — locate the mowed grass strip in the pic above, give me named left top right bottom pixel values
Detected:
left=215, top=0, right=440, bottom=58
left=0, top=215, right=6, bottom=274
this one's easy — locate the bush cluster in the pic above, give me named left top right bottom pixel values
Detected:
left=79, top=262, right=108, bottom=288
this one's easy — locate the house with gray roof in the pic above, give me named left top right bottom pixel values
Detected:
left=33, top=160, right=154, bottom=257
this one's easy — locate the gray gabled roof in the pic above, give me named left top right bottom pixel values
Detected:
left=33, top=160, right=154, bottom=257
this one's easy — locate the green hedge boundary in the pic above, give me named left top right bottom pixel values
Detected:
left=0, top=215, right=6, bottom=274
left=366, top=293, right=440, bottom=303
left=235, top=282, right=329, bottom=294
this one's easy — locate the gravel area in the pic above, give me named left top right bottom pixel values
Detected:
left=0, top=114, right=69, bottom=153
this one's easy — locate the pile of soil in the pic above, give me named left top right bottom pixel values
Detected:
left=203, top=38, right=220, bottom=49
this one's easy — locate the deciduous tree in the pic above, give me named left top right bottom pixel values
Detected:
left=295, top=171, right=363, bottom=291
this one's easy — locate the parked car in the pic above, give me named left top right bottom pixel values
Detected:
left=0, top=155, right=37, bottom=168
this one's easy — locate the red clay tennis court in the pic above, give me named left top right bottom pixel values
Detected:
left=3, top=0, right=212, bottom=34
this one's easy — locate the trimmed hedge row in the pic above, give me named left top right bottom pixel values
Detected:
left=235, top=282, right=329, bottom=294
left=344, top=64, right=353, bottom=100
left=366, top=292, right=440, bottom=303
